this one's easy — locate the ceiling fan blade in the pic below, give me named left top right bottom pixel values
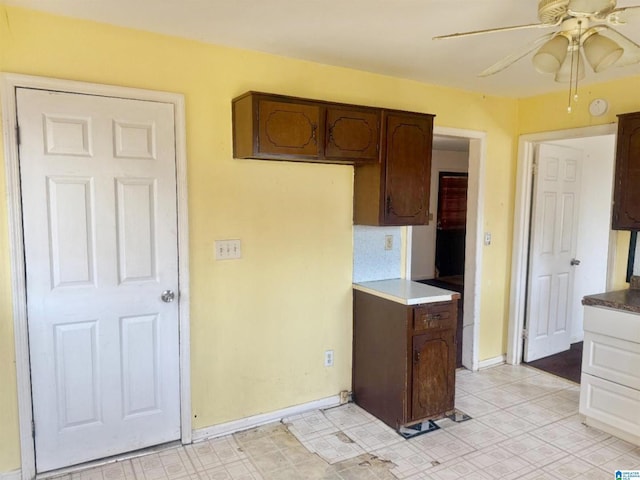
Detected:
left=433, top=22, right=556, bottom=40
left=593, top=24, right=640, bottom=67
left=478, top=32, right=557, bottom=77
left=604, top=5, right=640, bottom=24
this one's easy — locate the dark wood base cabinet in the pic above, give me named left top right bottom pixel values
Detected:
left=352, top=290, right=457, bottom=430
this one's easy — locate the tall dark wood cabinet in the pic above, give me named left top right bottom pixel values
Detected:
left=613, top=112, right=640, bottom=230
left=353, top=110, right=434, bottom=226
left=352, top=290, right=457, bottom=430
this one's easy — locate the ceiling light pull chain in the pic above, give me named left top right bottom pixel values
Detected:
left=567, top=20, right=583, bottom=114
left=574, top=20, right=582, bottom=102
left=567, top=38, right=575, bottom=113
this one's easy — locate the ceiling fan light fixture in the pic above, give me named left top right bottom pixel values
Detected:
left=583, top=32, right=623, bottom=72
left=532, top=35, right=570, bottom=73
left=555, top=49, right=586, bottom=82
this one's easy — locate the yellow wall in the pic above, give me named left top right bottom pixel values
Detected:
left=0, top=7, right=521, bottom=472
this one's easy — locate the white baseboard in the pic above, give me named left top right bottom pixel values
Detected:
left=0, top=470, right=21, bottom=480
left=478, top=355, right=506, bottom=370
left=192, top=394, right=342, bottom=443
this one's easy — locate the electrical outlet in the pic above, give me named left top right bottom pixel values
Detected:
left=214, top=239, right=242, bottom=260
left=384, top=235, right=393, bottom=250
left=324, top=350, right=334, bottom=367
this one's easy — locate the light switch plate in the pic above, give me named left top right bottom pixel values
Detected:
left=384, top=235, right=393, bottom=250
left=215, top=239, right=242, bottom=260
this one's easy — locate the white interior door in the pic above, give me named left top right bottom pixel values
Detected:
left=524, top=143, right=582, bottom=362
left=17, top=88, right=181, bottom=472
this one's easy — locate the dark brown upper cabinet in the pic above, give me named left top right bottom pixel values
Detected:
left=233, top=93, right=322, bottom=161
left=354, top=110, right=434, bottom=226
left=233, top=92, right=435, bottom=226
left=613, top=112, right=640, bottom=230
left=324, top=107, right=380, bottom=162
left=232, top=92, right=380, bottom=165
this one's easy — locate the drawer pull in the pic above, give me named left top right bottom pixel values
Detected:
left=427, top=313, right=441, bottom=321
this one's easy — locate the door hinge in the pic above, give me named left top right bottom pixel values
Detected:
left=531, top=161, right=538, bottom=176
left=522, top=328, right=528, bottom=339
left=16, top=125, right=21, bottom=146
left=31, top=420, right=35, bottom=438
left=413, top=349, right=421, bottom=364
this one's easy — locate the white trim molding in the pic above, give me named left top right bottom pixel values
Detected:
left=429, top=127, right=486, bottom=372
left=192, top=395, right=342, bottom=443
left=478, top=355, right=506, bottom=370
left=507, top=124, right=617, bottom=366
left=0, top=471, right=22, bottom=480
left=1, top=73, right=191, bottom=479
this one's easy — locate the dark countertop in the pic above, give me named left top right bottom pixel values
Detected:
left=582, top=289, right=640, bottom=314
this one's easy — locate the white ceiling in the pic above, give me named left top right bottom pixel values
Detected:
left=3, top=0, right=640, bottom=98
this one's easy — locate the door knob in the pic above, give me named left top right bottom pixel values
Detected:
left=570, top=258, right=581, bottom=266
left=161, top=290, right=175, bottom=303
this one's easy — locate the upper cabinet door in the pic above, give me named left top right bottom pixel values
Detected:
left=257, top=99, right=321, bottom=159
left=324, top=107, right=380, bottom=162
left=383, top=112, right=433, bottom=225
left=613, top=112, right=640, bottom=230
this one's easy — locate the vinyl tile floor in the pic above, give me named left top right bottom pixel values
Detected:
left=49, top=365, right=640, bottom=480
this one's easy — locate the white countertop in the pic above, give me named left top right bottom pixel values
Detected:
left=353, top=278, right=459, bottom=305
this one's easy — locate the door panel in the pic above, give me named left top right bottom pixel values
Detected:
left=54, top=321, right=101, bottom=428
left=525, top=143, right=582, bottom=361
left=48, top=177, right=96, bottom=287
left=121, top=314, right=160, bottom=416
left=17, top=88, right=181, bottom=472
left=116, top=178, right=158, bottom=282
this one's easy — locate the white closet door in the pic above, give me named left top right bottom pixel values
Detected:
left=18, top=88, right=181, bottom=472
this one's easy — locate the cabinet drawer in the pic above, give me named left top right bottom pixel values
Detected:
left=413, top=303, right=454, bottom=332
left=583, top=332, right=640, bottom=390
left=580, top=373, right=640, bottom=441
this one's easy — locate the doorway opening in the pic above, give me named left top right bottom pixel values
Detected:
left=435, top=171, right=468, bottom=283
left=508, top=125, right=618, bottom=374
left=409, top=130, right=478, bottom=370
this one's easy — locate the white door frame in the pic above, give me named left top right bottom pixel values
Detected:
left=507, top=123, right=617, bottom=365
left=1, top=73, right=191, bottom=480
left=406, top=126, right=486, bottom=371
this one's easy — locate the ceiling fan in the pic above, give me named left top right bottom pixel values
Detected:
left=434, top=0, right=640, bottom=81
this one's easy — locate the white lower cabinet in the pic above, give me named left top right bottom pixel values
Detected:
left=580, top=305, right=640, bottom=445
